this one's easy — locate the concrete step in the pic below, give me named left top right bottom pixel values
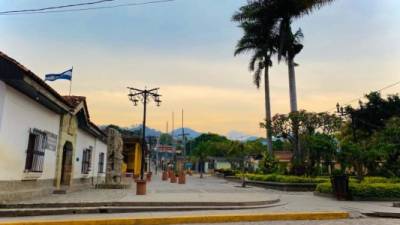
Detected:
left=0, top=199, right=279, bottom=209
left=0, top=202, right=285, bottom=217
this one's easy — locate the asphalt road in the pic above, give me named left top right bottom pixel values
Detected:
left=181, top=218, right=400, bottom=225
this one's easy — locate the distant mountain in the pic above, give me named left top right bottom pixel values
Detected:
left=172, top=127, right=201, bottom=139
left=124, top=125, right=162, bottom=137
left=100, top=124, right=202, bottom=139
left=226, top=130, right=259, bottom=142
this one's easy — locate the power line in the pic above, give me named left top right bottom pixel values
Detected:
left=326, top=79, right=400, bottom=112
left=0, top=0, right=175, bottom=16
left=0, top=0, right=117, bottom=14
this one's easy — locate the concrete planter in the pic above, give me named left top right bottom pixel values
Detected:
left=136, top=180, right=147, bottom=195
left=178, top=173, right=186, bottom=184
left=146, top=172, right=152, bottom=182
left=162, top=171, right=168, bottom=181
left=170, top=175, right=177, bottom=183
left=223, top=176, right=317, bottom=192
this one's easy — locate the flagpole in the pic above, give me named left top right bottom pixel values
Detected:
left=69, top=67, right=73, bottom=96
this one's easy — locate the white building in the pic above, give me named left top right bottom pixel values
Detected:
left=0, top=51, right=107, bottom=202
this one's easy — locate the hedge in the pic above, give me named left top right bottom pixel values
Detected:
left=315, top=182, right=332, bottom=194
left=361, top=176, right=400, bottom=184
left=240, top=174, right=329, bottom=184
left=315, top=181, right=400, bottom=199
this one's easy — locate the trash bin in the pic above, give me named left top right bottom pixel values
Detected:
left=331, top=175, right=350, bottom=200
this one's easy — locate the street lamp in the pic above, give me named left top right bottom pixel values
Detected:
left=128, top=87, right=161, bottom=182
left=336, top=102, right=357, bottom=141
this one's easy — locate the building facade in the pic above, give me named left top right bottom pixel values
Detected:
left=0, top=51, right=107, bottom=202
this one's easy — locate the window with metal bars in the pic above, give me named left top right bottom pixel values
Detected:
left=81, top=148, right=92, bottom=174
left=24, top=129, right=47, bottom=173
left=98, top=152, right=105, bottom=173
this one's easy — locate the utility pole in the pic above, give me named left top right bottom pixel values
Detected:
left=127, top=87, right=161, bottom=180
left=182, top=109, right=185, bottom=156
left=172, top=112, right=175, bottom=137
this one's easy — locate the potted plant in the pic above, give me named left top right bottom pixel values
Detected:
left=178, top=171, right=186, bottom=184
left=170, top=172, right=177, bottom=183
left=330, top=169, right=351, bottom=200
left=136, top=179, right=147, bottom=195
left=162, top=170, right=168, bottom=181
left=146, top=172, right=152, bottom=182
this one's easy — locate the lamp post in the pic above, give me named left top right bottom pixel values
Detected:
left=128, top=87, right=161, bottom=181
left=336, top=103, right=357, bottom=141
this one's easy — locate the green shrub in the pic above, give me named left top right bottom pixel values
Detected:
left=361, top=176, right=400, bottom=184
left=351, top=183, right=400, bottom=199
left=242, top=173, right=328, bottom=184
left=315, top=182, right=332, bottom=194
left=315, top=180, right=400, bottom=199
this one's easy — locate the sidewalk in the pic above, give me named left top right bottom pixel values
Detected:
left=10, top=174, right=278, bottom=204
left=0, top=174, right=399, bottom=224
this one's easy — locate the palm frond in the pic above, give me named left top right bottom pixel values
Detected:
left=296, top=0, right=335, bottom=18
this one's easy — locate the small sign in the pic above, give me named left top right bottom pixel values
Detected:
left=45, top=131, right=58, bottom=151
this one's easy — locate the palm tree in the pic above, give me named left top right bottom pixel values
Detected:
left=232, top=1, right=278, bottom=154
left=250, top=0, right=333, bottom=162
left=274, top=0, right=334, bottom=163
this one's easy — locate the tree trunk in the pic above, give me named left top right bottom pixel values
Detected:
left=288, top=58, right=301, bottom=162
left=264, top=65, right=273, bottom=154
left=288, top=58, right=298, bottom=112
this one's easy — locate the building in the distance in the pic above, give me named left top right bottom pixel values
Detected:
left=0, top=51, right=107, bottom=203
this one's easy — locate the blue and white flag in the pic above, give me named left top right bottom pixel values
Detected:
left=44, top=68, right=73, bottom=81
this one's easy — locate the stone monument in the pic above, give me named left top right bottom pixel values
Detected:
left=96, top=127, right=129, bottom=189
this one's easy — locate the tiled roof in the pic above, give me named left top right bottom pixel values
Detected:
left=0, top=51, right=73, bottom=108
left=63, top=96, right=86, bottom=108
left=274, top=151, right=293, bottom=162
left=0, top=51, right=106, bottom=139
left=62, top=95, right=106, bottom=137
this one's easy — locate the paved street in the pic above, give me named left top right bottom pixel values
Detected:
left=0, top=174, right=399, bottom=225
left=10, top=174, right=400, bottom=216
left=180, top=219, right=400, bottom=225
left=14, top=174, right=278, bottom=204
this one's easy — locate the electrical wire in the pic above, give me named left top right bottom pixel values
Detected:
left=0, top=0, right=175, bottom=16
left=0, top=0, right=117, bottom=14
left=326, top=79, right=400, bottom=112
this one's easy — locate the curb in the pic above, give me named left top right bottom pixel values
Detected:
left=0, top=200, right=279, bottom=209
left=0, top=211, right=349, bottom=225
left=364, top=212, right=400, bottom=218
left=0, top=202, right=284, bottom=217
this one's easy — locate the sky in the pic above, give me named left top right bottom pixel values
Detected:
left=1, top=0, right=400, bottom=137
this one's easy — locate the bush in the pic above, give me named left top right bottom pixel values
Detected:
left=315, top=180, right=400, bottom=199
left=361, top=176, right=400, bottom=184
left=241, top=173, right=329, bottom=184
left=351, top=183, right=400, bottom=199
left=315, top=182, right=332, bottom=194
left=216, top=168, right=236, bottom=177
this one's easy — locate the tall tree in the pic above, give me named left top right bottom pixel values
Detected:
left=232, top=1, right=278, bottom=154
left=264, top=0, right=334, bottom=161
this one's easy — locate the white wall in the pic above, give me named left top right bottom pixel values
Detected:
left=74, top=129, right=95, bottom=179
left=0, top=82, right=60, bottom=180
left=93, top=140, right=107, bottom=178
left=0, top=81, right=6, bottom=130
left=74, top=129, right=107, bottom=180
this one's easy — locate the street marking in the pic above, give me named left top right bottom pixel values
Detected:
left=0, top=211, right=349, bottom=225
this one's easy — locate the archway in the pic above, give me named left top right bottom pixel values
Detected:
left=61, top=141, right=73, bottom=186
